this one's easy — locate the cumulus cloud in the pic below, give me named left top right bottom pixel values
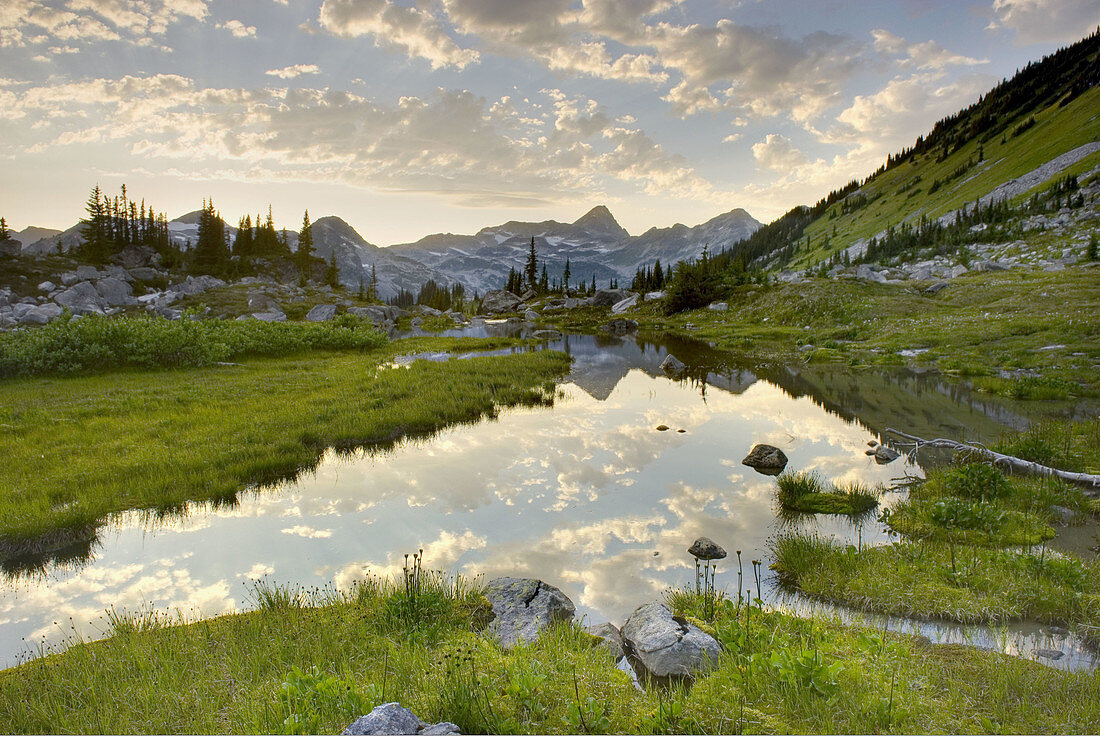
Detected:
left=987, top=0, right=1100, bottom=44
left=318, top=0, right=479, bottom=70
left=872, top=30, right=987, bottom=69
left=217, top=19, right=256, bottom=38
left=265, top=64, right=320, bottom=78
left=0, top=0, right=208, bottom=47
left=752, top=134, right=808, bottom=171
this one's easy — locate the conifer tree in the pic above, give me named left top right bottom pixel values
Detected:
left=369, top=264, right=379, bottom=300
left=539, top=264, right=548, bottom=293
left=562, top=258, right=571, bottom=295
left=297, top=210, right=314, bottom=284
left=191, top=199, right=230, bottom=276
left=324, top=253, right=340, bottom=287
left=0, top=217, right=9, bottom=241
left=79, top=184, right=112, bottom=264
left=524, top=236, right=538, bottom=291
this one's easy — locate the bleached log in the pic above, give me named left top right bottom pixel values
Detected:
left=884, top=427, right=1100, bottom=490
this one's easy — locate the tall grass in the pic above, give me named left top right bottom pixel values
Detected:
left=775, top=471, right=879, bottom=516
left=0, top=313, right=389, bottom=378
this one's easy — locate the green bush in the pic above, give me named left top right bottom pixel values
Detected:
left=941, top=463, right=1011, bottom=500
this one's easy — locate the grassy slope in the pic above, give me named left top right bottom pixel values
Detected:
left=789, top=85, right=1100, bottom=269
left=0, top=337, right=570, bottom=546
left=1, top=579, right=1098, bottom=734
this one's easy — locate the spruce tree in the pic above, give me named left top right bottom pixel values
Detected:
left=297, top=210, right=314, bottom=284
left=191, top=199, right=230, bottom=276
left=562, top=258, right=571, bottom=295
left=0, top=217, right=8, bottom=241
left=370, top=264, right=379, bottom=300
left=324, top=253, right=340, bottom=287
left=79, top=184, right=112, bottom=264
left=524, top=236, right=538, bottom=292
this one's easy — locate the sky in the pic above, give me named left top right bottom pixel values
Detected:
left=1, top=0, right=1097, bottom=245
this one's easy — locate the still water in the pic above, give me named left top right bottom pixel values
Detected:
left=1, top=324, right=1094, bottom=670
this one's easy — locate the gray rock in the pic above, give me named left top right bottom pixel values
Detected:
left=524, top=309, right=540, bottom=321
left=611, top=295, right=639, bottom=314
left=620, top=602, right=721, bottom=678
left=54, top=281, right=105, bottom=315
left=343, top=703, right=460, bottom=735
left=481, top=289, right=523, bottom=315
left=95, top=277, right=135, bottom=306
left=688, top=537, right=726, bottom=560
left=1050, top=505, right=1076, bottom=525
left=485, top=577, right=575, bottom=649
left=947, top=264, right=969, bottom=278
left=873, top=445, right=900, bottom=464
left=155, top=306, right=183, bottom=320
left=520, top=289, right=537, bottom=302
left=707, top=302, right=728, bottom=312
left=660, top=354, right=686, bottom=376
left=306, top=304, right=337, bottom=321
left=60, top=271, right=80, bottom=286
left=247, top=293, right=281, bottom=313
left=410, top=317, right=423, bottom=328
left=128, top=267, right=160, bottom=281
left=924, top=281, right=950, bottom=295
left=75, top=265, right=100, bottom=281
left=605, top=318, right=638, bottom=336
left=974, top=260, right=1008, bottom=272
left=37, top=281, right=55, bottom=292
left=1035, top=648, right=1065, bottom=661
left=584, top=622, right=625, bottom=660
left=856, top=264, right=888, bottom=283
left=106, top=265, right=133, bottom=282
left=532, top=329, right=562, bottom=340
left=252, top=311, right=287, bottom=322
left=590, top=289, right=633, bottom=307
left=643, top=291, right=666, bottom=302
left=741, top=444, right=788, bottom=473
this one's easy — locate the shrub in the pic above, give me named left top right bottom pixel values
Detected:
left=941, top=463, right=1011, bottom=500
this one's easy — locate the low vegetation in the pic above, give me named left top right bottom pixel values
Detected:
left=2, top=574, right=1097, bottom=734
left=0, top=336, right=570, bottom=547
left=775, top=471, right=879, bottom=516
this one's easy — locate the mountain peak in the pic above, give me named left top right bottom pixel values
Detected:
left=573, top=205, right=628, bottom=238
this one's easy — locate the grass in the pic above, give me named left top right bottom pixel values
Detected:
left=771, top=534, right=1100, bottom=632
left=0, top=313, right=389, bottom=377
left=0, top=336, right=570, bottom=549
left=775, top=471, right=880, bottom=516
left=2, top=573, right=1098, bottom=734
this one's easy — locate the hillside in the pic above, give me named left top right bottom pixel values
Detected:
left=727, top=30, right=1100, bottom=273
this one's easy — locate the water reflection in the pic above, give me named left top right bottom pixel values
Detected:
left=1, top=329, right=1088, bottom=671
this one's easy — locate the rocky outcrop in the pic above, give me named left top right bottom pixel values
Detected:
left=590, top=289, right=633, bottom=307
left=620, top=602, right=721, bottom=678
left=480, top=290, right=522, bottom=315
left=306, top=304, right=337, bottom=321
left=611, top=295, right=638, bottom=314
left=484, top=577, right=575, bottom=649
left=741, top=444, right=788, bottom=473
left=343, top=703, right=460, bottom=735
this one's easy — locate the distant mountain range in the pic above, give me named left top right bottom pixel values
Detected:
left=14, top=204, right=761, bottom=297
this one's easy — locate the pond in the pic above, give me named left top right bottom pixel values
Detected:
left=1, top=322, right=1094, bottom=671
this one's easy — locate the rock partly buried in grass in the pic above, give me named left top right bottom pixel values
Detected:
left=621, top=602, right=720, bottom=679
left=660, top=354, right=686, bottom=377
left=584, top=621, right=625, bottom=660
left=343, top=703, right=460, bottom=735
left=485, top=577, right=575, bottom=649
left=742, top=444, right=788, bottom=474
left=306, top=304, right=337, bottom=321
left=688, top=537, right=726, bottom=560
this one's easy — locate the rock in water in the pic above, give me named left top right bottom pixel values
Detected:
left=605, top=318, right=638, bottom=335
left=485, top=577, right=575, bottom=649
left=481, top=289, right=522, bottom=315
left=873, top=444, right=900, bottom=464
left=688, top=537, right=726, bottom=560
left=621, top=602, right=721, bottom=678
left=741, top=444, right=788, bottom=473
left=343, top=703, right=460, bottom=735
left=660, top=354, right=686, bottom=376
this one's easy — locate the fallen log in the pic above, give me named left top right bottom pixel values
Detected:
left=883, top=427, right=1100, bottom=491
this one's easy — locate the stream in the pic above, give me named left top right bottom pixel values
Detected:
left=1, top=320, right=1095, bottom=672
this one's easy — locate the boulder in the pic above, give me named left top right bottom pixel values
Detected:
left=855, top=264, right=888, bottom=283
left=524, top=309, right=540, bottom=321
left=75, top=265, right=100, bottom=281
left=611, top=295, right=638, bottom=314
left=688, top=537, right=726, bottom=560
left=584, top=622, right=625, bottom=660
left=95, top=277, right=135, bottom=306
left=128, top=267, right=160, bottom=282
left=741, top=444, right=788, bottom=473
left=485, top=577, right=575, bottom=649
left=481, top=289, right=522, bottom=315
left=520, top=289, right=537, bottom=301
left=644, top=291, right=666, bottom=302
left=660, top=353, right=686, bottom=377
left=590, top=289, right=633, bottom=307
left=60, top=271, right=80, bottom=287
left=54, top=282, right=105, bottom=315
left=872, top=444, right=900, bottom=464
left=37, top=281, right=55, bottom=292
left=343, top=703, right=460, bottom=735
left=707, top=302, right=728, bottom=312
left=306, top=304, right=337, bottom=321
left=605, top=318, right=637, bottom=336
left=252, top=311, right=287, bottom=322
left=924, top=281, right=950, bottom=295
left=247, top=293, right=281, bottom=313
left=532, top=329, right=562, bottom=340
left=620, top=602, right=721, bottom=679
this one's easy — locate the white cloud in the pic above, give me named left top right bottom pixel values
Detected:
left=318, top=0, right=479, bottom=70
left=872, top=30, right=987, bottom=70
left=0, top=0, right=208, bottom=47
left=281, top=525, right=333, bottom=538
left=217, top=19, right=256, bottom=38
left=752, top=134, right=808, bottom=171
left=265, top=64, right=320, bottom=78
left=987, top=0, right=1100, bottom=44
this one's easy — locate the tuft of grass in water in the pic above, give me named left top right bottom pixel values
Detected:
left=0, top=313, right=388, bottom=378
left=776, top=471, right=880, bottom=516
left=0, top=337, right=571, bottom=547
left=770, top=533, right=1100, bottom=632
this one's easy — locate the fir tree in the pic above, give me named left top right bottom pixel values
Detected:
left=369, top=264, right=378, bottom=300
left=191, top=199, right=230, bottom=276
left=539, top=264, right=548, bottom=293
left=79, top=184, right=112, bottom=264
left=562, top=258, right=571, bottom=294
left=0, top=217, right=8, bottom=241
left=524, top=236, right=538, bottom=292
left=324, top=253, right=340, bottom=287
left=297, top=210, right=315, bottom=284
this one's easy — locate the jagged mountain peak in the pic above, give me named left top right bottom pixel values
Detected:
left=312, top=215, right=378, bottom=249
left=573, top=204, right=628, bottom=237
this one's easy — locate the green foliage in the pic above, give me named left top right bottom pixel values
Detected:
left=768, top=647, right=843, bottom=699
left=0, top=313, right=388, bottom=378
left=275, top=666, right=376, bottom=735
left=776, top=471, right=879, bottom=516
left=941, top=463, right=1012, bottom=501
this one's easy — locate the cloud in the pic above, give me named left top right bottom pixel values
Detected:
left=217, top=19, right=256, bottom=38
left=281, top=525, right=333, bottom=538
left=265, top=64, right=320, bottom=78
left=987, top=0, right=1100, bottom=44
left=872, top=30, right=987, bottom=69
left=752, top=134, right=808, bottom=171
left=0, top=0, right=208, bottom=47
left=318, top=0, right=479, bottom=70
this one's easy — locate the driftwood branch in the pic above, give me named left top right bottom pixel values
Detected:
left=884, top=427, right=1100, bottom=491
